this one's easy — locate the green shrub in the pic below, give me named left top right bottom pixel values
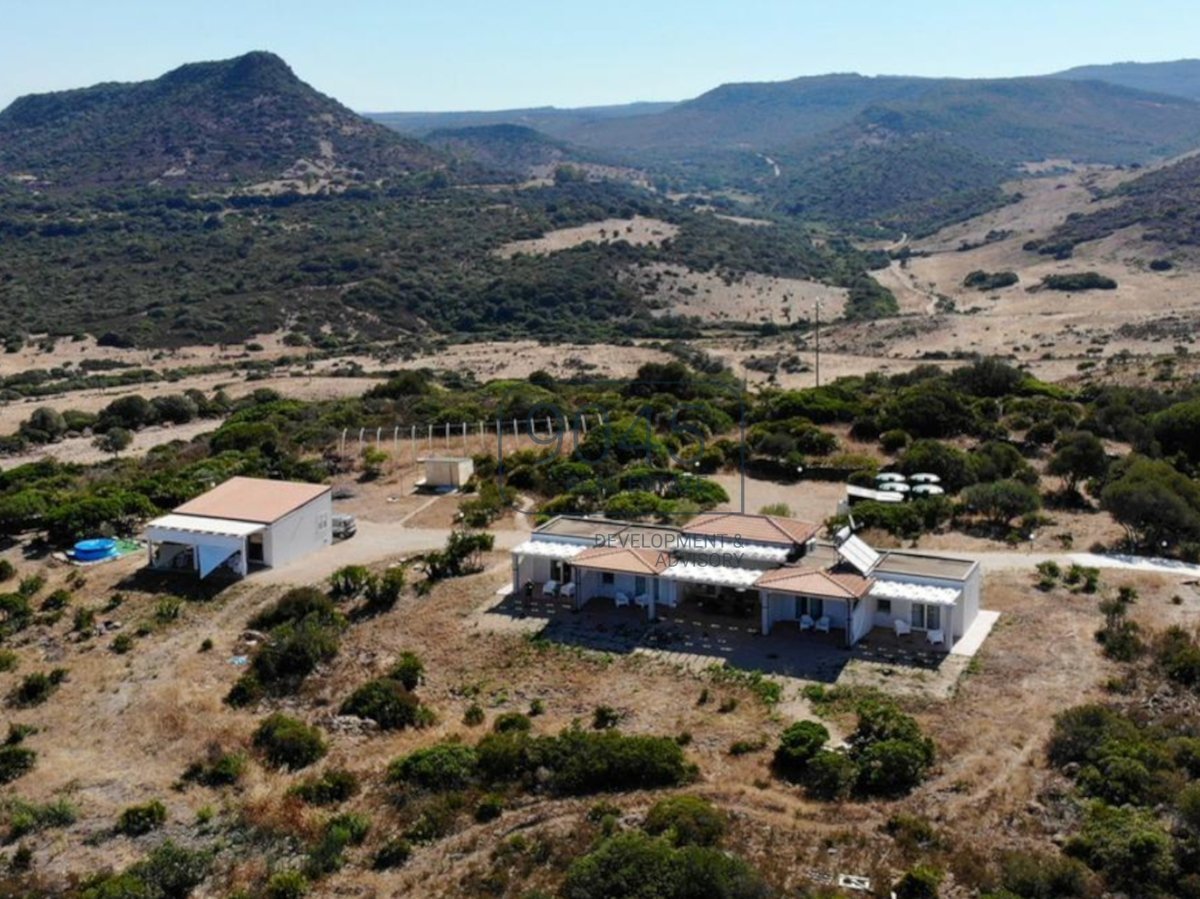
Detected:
left=116, top=799, right=167, bottom=836
left=111, top=633, right=134, bottom=654
left=329, top=565, right=371, bottom=599
left=773, top=720, right=829, bottom=781
left=893, top=864, right=942, bottom=899
left=290, top=769, right=360, bottom=806
left=364, top=566, right=406, bottom=612
left=997, top=850, right=1092, bottom=899
left=0, top=650, right=17, bottom=672
left=264, top=870, right=309, bottom=899
left=373, top=837, right=412, bottom=869
left=561, top=831, right=766, bottom=899
left=250, top=587, right=341, bottom=631
left=241, top=617, right=341, bottom=698
left=855, top=739, right=933, bottom=797
left=474, top=793, right=504, bottom=823
left=184, top=749, right=247, bottom=787
left=1041, top=272, right=1118, bottom=292
left=643, top=795, right=727, bottom=847
left=804, top=750, right=858, bottom=800
left=0, top=746, right=36, bottom=784
left=5, top=797, right=78, bottom=839
left=1065, top=802, right=1175, bottom=896
left=340, top=678, right=421, bottom=730
left=389, top=651, right=424, bottom=690
left=9, top=669, right=67, bottom=707
left=389, top=743, right=478, bottom=792
left=493, top=712, right=532, bottom=734
left=463, top=703, right=485, bottom=726
left=252, top=714, right=327, bottom=770
left=592, top=705, right=622, bottom=729
left=0, top=560, right=14, bottom=582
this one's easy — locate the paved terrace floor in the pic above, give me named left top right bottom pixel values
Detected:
left=479, top=588, right=978, bottom=697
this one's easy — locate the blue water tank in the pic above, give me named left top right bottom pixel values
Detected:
left=74, top=538, right=117, bottom=562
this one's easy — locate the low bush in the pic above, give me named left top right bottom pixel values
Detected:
left=340, top=678, right=422, bottom=730
left=477, top=727, right=695, bottom=796
left=474, top=793, right=504, bottom=822
left=389, top=743, right=478, bottom=792
left=893, top=864, right=942, bottom=899
left=373, top=837, right=412, bottom=870
left=389, top=651, right=424, bottom=690
left=773, top=720, right=829, bottom=781
left=643, top=795, right=727, bottom=847
left=290, top=769, right=360, bottom=806
left=8, top=669, right=67, bottom=708
left=116, top=799, right=167, bottom=836
left=561, top=831, right=766, bottom=899
left=493, top=712, right=532, bottom=734
left=253, top=714, right=327, bottom=771
left=264, top=870, right=310, bottom=899
left=4, top=797, right=77, bottom=839
left=183, top=748, right=247, bottom=787
left=0, top=745, right=36, bottom=785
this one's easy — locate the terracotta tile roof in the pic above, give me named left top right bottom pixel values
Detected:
left=684, top=513, right=820, bottom=546
left=754, top=566, right=874, bottom=599
left=573, top=545, right=673, bottom=576
left=174, top=477, right=330, bottom=524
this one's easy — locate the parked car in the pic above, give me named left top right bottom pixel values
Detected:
left=332, top=514, right=357, bottom=540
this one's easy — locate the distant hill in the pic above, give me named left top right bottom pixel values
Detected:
left=773, top=134, right=1013, bottom=235
left=0, top=51, right=442, bottom=188
left=424, top=124, right=571, bottom=176
left=563, top=74, right=938, bottom=150
left=368, top=102, right=676, bottom=138
left=549, top=74, right=1200, bottom=165
left=1053, top=59, right=1200, bottom=101
left=836, top=78, right=1200, bottom=165
left=1043, top=152, right=1200, bottom=253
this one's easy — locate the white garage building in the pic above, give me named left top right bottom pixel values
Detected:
left=145, top=477, right=332, bottom=579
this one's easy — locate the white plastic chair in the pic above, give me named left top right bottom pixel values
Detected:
left=614, top=592, right=630, bottom=608
left=543, top=579, right=559, bottom=596
left=561, top=582, right=576, bottom=599
left=634, top=594, right=650, bottom=608
left=815, top=616, right=831, bottom=633
left=926, top=628, right=945, bottom=646
left=800, top=614, right=815, bottom=631
left=893, top=619, right=912, bottom=637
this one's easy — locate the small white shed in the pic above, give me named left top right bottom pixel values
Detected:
left=419, top=456, right=474, bottom=490
left=145, top=476, right=332, bottom=579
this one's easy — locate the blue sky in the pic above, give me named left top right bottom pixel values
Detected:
left=3, top=0, right=1199, bottom=112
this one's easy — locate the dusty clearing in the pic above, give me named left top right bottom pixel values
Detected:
left=626, top=262, right=849, bottom=324
left=494, top=215, right=679, bottom=257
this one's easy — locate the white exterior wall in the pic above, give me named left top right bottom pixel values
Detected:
left=961, top=564, right=982, bottom=637
left=264, top=492, right=332, bottom=568
left=872, top=569, right=968, bottom=639
left=425, top=458, right=474, bottom=487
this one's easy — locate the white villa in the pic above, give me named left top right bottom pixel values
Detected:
left=511, top=512, right=984, bottom=651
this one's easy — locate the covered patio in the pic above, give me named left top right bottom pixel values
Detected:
left=144, top=513, right=263, bottom=579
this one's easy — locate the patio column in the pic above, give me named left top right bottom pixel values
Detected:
left=512, top=554, right=521, bottom=596
left=760, top=595, right=771, bottom=635
left=239, top=540, right=249, bottom=578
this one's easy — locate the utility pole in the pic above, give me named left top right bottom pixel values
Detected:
left=814, top=299, right=822, bottom=388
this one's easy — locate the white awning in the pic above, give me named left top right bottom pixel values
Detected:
left=512, top=540, right=586, bottom=561
left=146, top=513, right=265, bottom=539
left=661, top=561, right=763, bottom=589
left=676, top=537, right=789, bottom=563
left=870, top=580, right=960, bottom=606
